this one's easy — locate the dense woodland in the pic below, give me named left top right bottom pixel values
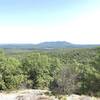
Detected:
left=0, top=47, right=100, bottom=96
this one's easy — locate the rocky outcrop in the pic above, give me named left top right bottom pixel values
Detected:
left=16, top=94, right=50, bottom=100
left=0, top=90, right=51, bottom=100
left=16, top=90, right=51, bottom=100
left=67, top=94, right=100, bottom=100
left=0, top=90, right=100, bottom=100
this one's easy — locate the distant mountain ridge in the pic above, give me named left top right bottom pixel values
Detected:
left=0, top=41, right=100, bottom=49
left=35, top=41, right=73, bottom=49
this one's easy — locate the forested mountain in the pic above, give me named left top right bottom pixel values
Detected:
left=35, top=41, right=100, bottom=49
left=0, top=41, right=100, bottom=49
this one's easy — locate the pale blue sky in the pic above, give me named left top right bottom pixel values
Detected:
left=0, top=0, right=100, bottom=44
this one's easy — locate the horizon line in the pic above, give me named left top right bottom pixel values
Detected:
left=0, top=41, right=100, bottom=45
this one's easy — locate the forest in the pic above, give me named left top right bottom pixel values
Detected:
left=0, top=47, right=100, bottom=97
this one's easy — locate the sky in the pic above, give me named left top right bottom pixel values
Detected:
left=0, top=0, right=100, bottom=44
